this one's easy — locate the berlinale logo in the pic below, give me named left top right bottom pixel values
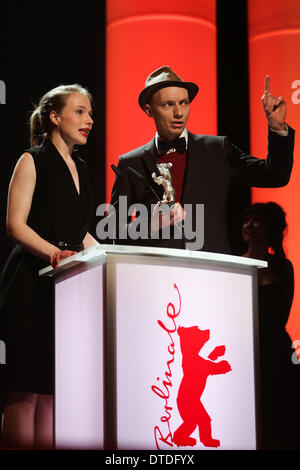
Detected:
left=151, top=284, right=232, bottom=450
left=0, top=80, right=6, bottom=104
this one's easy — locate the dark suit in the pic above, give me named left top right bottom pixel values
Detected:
left=108, top=128, right=294, bottom=254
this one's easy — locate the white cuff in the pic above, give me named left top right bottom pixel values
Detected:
left=270, top=123, right=288, bottom=136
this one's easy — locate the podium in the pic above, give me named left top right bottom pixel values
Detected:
left=40, top=244, right=266, bottom=450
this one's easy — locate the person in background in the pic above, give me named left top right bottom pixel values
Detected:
left=0, top=84, right=98, bottom=449
left=242, top=201, right=300, bottom=449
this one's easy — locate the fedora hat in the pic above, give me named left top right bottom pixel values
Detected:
left=138, top=66, right=199, bottom=110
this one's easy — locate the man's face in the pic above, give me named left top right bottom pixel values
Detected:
left=145, top=86, right=190, bottom=141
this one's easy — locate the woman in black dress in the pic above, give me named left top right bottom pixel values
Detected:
left=242, top=202, right=300, bottom=449
left=0, top=84, right=97, bottom=448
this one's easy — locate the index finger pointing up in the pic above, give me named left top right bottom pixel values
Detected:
left=264, top=75, right=270, bottom=93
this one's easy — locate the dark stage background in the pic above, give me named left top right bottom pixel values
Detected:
left=0, top=0, right=250, bottom=271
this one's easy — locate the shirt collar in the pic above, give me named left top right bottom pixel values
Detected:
left=155, top=128, right=188, bottom=154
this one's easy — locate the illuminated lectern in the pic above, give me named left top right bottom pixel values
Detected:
left=40, top=244, right=266, bottom=450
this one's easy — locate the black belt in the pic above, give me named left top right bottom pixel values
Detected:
left=48, top=240, right=84, bottom=252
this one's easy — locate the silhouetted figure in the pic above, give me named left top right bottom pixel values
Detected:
left=242, top=202, right=300, bottom=449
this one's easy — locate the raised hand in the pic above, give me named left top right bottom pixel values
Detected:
left=261, top=75, right=286, bottom=131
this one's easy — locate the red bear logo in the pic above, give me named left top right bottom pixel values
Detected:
left=173, top=326, right=231, bottom=448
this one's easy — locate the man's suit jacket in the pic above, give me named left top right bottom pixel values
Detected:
left=109, top=128, right=294, bottom=254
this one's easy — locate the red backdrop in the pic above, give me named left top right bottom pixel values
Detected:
left=106, top=0, right=217, bottom=201
left=248, top=0, right=300, bottom=349
left=106, top=0, right=300, bottom=352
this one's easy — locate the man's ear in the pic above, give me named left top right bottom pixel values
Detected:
left=49, top=110, right=59, bottom=126
left=144, top=104, right=152, bottom=117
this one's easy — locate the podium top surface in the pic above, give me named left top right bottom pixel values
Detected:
left=39, top=244, right=267, bottom=277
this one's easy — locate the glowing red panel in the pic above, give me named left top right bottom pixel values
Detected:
left=248, top=0, right=300, bottom=348
left=106, top=1, right=217, bottom=202
left=106, top=0, right=215, bottom=25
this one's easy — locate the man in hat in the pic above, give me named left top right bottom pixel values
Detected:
left=108, top=66, right=294, bottom=253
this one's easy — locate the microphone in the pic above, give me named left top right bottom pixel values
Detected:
left=112, top=164, right=162, bottom=204
left=127, top=166, right=162, bottom=204
left=104, top=198, right=119, bottom=216
left=111, top=164, right=122, bottom=177
left=111, top=163, right=184, bottom=238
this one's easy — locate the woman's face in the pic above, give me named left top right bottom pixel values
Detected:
left=242, top=214, right=269, bottom=245
left=52, top=92, right=93, bottom=146
left=145, top=86, right=190, bottom=142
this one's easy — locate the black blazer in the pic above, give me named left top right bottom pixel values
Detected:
left=108, top=128, right=294, bottom=253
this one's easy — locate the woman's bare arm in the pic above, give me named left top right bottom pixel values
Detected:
left=6, top=152, right=64, bottom=266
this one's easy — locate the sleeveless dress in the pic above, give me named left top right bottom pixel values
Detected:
left=0, top=139, right=93, bottom=394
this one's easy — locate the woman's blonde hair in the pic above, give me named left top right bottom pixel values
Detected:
left=29, top=84, right=92, bottom=146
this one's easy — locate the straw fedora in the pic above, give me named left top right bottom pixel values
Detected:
left=138, top=66, right=199, bottom=111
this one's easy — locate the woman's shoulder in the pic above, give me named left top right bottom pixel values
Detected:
left=24, top=140, right=50, bottom=158
left=268, top=254, right=294, bottom=278
left=23, top=140, right=60, bottom=174
left=15, top=141, right=56, bottom=185
left=11, top=151, right=36, bottom=182
left=23, top=145, right=42, bottom=156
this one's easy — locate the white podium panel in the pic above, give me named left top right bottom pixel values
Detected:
left=108, top=256, right=258, bottom=450
left=54, top=263, right=104, bottom=449
left=40, top=245, right=265, bottom=450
